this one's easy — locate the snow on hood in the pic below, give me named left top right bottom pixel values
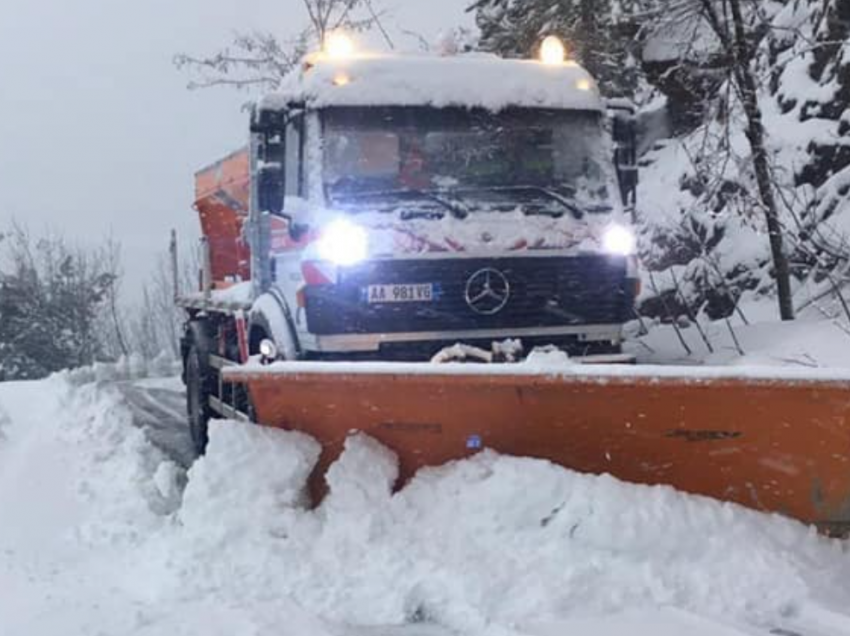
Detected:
left=304, top=206, right=618, bottom=258
left=297, top=188, right=625, bottom=257
left=361, top=210, right=604, bottom=255
left=263, top=53, right=604, bottom=113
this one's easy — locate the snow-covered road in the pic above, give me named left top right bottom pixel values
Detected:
left=117, top=377, right=195, bottom=469
left=2, top=369, right=850, bottom=636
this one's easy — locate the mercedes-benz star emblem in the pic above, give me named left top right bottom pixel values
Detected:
left=465, top=268, right=511, bottom=315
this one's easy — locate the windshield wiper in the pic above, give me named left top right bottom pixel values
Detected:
left=341, top=188, right=469, bottom=220
left=481, top=186, right=585, bottom=220
left=400, top=209, right=445, bottom=221
left=414, top=189, right=469, bottom=220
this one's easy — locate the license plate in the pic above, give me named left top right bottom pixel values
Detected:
left=366, top=283, right=434, bottom=304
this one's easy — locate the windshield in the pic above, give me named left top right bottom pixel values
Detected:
left=322, top=107, right=613, bottom=215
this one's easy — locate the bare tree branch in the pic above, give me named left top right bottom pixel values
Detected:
left=176, top=0, right=385, bottom=92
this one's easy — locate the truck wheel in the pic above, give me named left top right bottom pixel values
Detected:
left=186, top=343, right=211, bottom=455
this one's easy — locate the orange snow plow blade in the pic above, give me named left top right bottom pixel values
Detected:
left=224, top=363, right=850, bottom=533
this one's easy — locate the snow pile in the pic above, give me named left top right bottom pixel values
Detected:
left=144, top=422, right=850, bottom=633
left=523, top=346, right=574, bottom=367
left=176, top=422, right=319, bottom=556
left=0, top=378, right=174, bottom=635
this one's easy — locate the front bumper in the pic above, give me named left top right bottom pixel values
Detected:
left=303, top=323, right=624, bottom=354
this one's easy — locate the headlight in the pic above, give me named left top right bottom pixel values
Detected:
left=602, top=224, right=636, bottom=256
left=316, top=218, right=369, bottom=266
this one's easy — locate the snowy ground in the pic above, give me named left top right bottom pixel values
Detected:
left=627, top=296, right=850, bottom=368
left=3, top=314, right=850, bottom=635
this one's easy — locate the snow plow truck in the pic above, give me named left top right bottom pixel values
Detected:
left=177, top=34, right=850, bottom=535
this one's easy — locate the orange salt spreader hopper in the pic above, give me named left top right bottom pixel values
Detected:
left=224, top=361, right=850, bottom=535
left=194, top=149, right=252, bottom=286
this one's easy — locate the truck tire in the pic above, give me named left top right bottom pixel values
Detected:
left=185, top=342, right=212, bottom=456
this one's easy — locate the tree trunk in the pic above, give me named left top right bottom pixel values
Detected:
left=726, top=0, right=796, bottom=320
left=579, top=0, right=601, bottom=79
left=699, top=0, right=796, bottom=320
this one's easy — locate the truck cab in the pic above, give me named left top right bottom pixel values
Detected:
left=186, top=41, right=638, bottom=371
left=240, top=46, right=639, bottom=362
left=179, top=38, right=639, bottom=449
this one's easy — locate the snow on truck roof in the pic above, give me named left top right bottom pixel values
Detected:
left=260, top=53, right=605, bottom=113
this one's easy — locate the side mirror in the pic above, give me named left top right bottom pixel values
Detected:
left=257, top=160, right=284, bottom=217
left=253, top=107, right=286, bottom=217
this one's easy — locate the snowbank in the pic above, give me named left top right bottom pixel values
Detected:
left=2, top=374, right=850, bottom=635
left=0, top=377, right=177, bottom=635
left=627, top=298, right=850, bottom=369
left=147, top=422, right=850, bottom=633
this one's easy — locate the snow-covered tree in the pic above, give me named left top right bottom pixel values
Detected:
left=471, top=0, right=654, bottom=96
left=0, top=228, right=119, bottom=380
left=175, top=0, right=391, bottom=91
left=639, top=0, right=850, bottom=322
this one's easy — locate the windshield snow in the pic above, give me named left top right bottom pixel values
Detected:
left=323, top=107, right=613, bottom=216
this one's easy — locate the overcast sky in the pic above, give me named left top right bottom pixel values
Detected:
left=0, top=0, right=472, bottom=292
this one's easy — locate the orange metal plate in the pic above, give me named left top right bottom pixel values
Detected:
left=230, top=366, right=850, bottom=529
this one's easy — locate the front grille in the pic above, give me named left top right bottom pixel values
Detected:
left=304, top=255, right=634, bottom=336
